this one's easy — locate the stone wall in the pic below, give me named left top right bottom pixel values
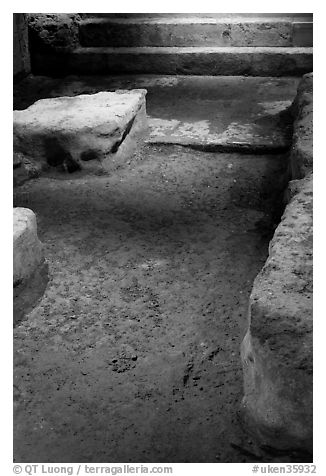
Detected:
left=240, top=73, right=313, bottom=454
left=13, top=14, right=31, bottom=80
left=13, top=207, right=44, bottom=286
left=27, top=13, right=80, bottom=52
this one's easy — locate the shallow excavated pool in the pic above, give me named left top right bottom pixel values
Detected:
left=13, top=142, right=290, bottom=463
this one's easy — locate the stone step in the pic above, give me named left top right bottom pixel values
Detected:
left=80, top=13, right=312, bottom=20
left=32, top=46, right=313, bottom=77
left=79, top=16, right=312, bottom=47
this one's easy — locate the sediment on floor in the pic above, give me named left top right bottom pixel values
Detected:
left=13, top=143, right=293, bottom=463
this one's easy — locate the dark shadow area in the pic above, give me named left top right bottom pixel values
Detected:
left=43, top=136, right=81, bottom=172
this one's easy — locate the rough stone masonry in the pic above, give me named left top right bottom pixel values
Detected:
left=13, top=89, right=147, bottom=174
left=13, top=207, right=44, bottom=286
left=241, top=73, right=313, bottom=454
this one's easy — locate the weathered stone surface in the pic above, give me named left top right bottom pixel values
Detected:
left=241, top=173, right=313, bottom=453
left=290, top=73, right=313, bottom=179
left=13, top=152, right=23, bottom=169
left=28, top=14, right=81, bottom=52
left=13, top=208, right=44, bottom=286
left=79, top=17, right=295, bottom=48
left=13, top=90, right=147, bottom=173
left=27, top=13, right=312, bottom=76
left=80, top=13, right=312, bottom=19
left=146, top=115, right=292, bottom=153
left=13, top=155, right=41, bottom=187
left=241, top=72, right=313, bottom=453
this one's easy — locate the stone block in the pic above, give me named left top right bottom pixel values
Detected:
left=241, top=173, right=313, bottom=453
left=13, top=90, right=147, bottom=173
left=13, top=208, right=44, bottom=286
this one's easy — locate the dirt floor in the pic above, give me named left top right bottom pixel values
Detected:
left=13, top=141, right=291, bottom=463
left=13, top=74, right=303, bottom=463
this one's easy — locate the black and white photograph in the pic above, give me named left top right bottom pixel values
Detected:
left=10, top=2, right=318, bottom=473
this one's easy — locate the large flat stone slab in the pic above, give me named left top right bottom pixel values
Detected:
left=14, top=90, right=147, bottom=173
left=146, top=115, right=292, bottom=153
left=13, top=208, right=44, bottom=286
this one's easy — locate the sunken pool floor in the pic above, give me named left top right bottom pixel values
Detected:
left=13, top=144, right=291, bottom=463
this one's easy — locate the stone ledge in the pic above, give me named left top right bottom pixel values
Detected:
left=13, top=90, right=147, bottom=174
left=31, top=47, right=313, bottom=77
left=13, top=208, right=44, bottom=286
left=241, top=73, right=313, bottom=454
left=79, top=18, right=295, bottom=48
